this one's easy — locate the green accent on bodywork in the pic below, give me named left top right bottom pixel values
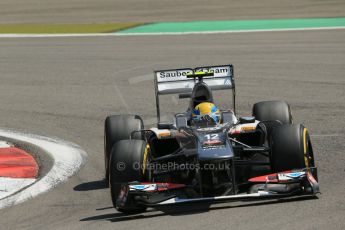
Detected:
left=118, top=18, right=345, bottom=34
left=0, top=23, right=142, bottom=34
left=187, top=71, right=214, bottom=78
left=194, top=71, right=209, bottom=75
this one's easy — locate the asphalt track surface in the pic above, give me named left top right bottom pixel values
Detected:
left=0, top=28, right=344, bottom=229
left=1, top=0, right=345, bottom=24
left=1, top=1, right=345, bottom=229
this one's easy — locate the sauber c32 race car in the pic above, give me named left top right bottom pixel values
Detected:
left=104, top=65, right=319, bottom=213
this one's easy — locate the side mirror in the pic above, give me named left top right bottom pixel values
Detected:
left=175, top=114, right=188, bottom=129
left=221, top=111, right=235, bottom=124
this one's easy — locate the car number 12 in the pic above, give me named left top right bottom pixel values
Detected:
left=204, top=134, right=219, bottom=140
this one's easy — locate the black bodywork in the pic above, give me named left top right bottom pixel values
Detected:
left=142, top=116, right=272, bottom=198
left=113, top=66, right=319, bottom=209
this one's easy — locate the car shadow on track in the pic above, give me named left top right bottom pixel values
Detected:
left=73, top=179, right=108, bottom=191
left=80, top=196, right=318, bottom=223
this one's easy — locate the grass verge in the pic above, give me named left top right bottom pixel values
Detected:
left=0, top=23, right=142, bottom=34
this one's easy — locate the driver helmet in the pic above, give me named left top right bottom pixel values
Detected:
left=192, top=102, right=221, bottom=125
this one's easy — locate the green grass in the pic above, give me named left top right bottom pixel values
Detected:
left=0, top=23, right=142, bottom=34
left=119, top=18, right=345, bottom=34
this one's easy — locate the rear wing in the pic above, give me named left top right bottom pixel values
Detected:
left=154, top=65, right=234, bottom=95
left=154, top=65, right=235, bottom=123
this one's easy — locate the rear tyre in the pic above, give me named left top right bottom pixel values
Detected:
left=252, top=100, right=293, bottom=124
left=104, top=115, right=143, bottom=182
left=109, top=140, right=148, bottom=213
left=270, top=124, right=317, bottom=179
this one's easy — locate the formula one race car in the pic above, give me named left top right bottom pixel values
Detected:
left=104, top=65, right=319, bottom=213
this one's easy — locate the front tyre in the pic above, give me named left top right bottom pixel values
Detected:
left=109, top=139, right=148, bottom=213
left=270, top=124, right=317, bottom=179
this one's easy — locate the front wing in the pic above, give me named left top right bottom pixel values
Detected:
left=116, top=169, right=319, bottom=208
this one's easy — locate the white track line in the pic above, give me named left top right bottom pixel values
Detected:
left=0, top=26, right=344, bottom=38
left=0, top=129, right=87, bottom=209
left=0, top=141, right=12, bottom=148
left=0, top=178, right=36, bottom=200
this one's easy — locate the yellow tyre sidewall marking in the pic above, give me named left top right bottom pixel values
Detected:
left=303, top=128, right=309, bottom=167
left=142, top=144, right=149, bottom=175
